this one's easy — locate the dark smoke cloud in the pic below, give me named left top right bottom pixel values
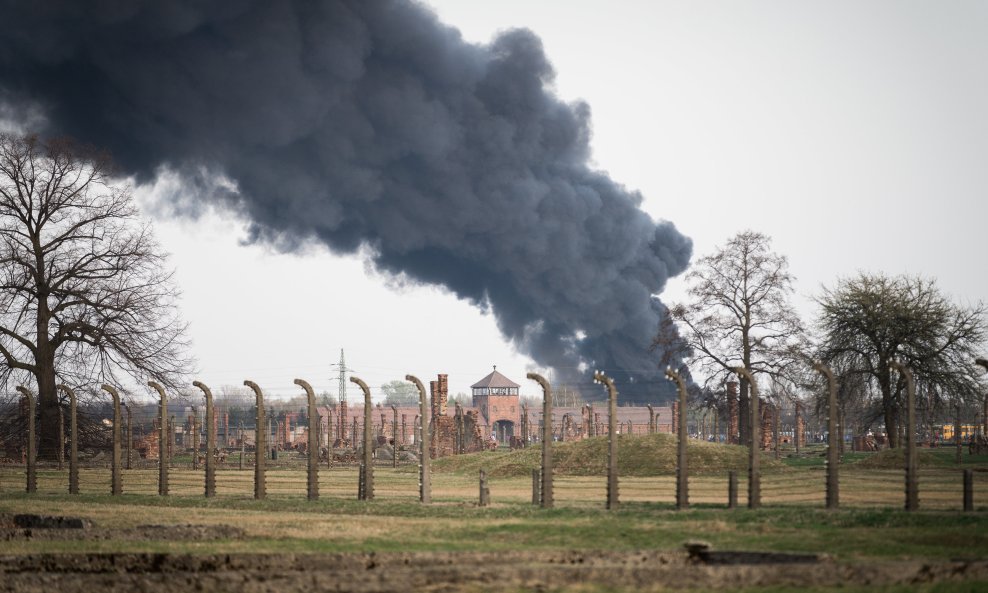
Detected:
left=0, top=0, right=691, bottom=401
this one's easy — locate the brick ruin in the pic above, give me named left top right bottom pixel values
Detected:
left=429, top=374, right=486, bottom=458
left=795, top=403, right=806, bottom=448
left=760, top=399, right=775, bottom=451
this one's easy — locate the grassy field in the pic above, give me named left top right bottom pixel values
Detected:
left=2, top=474, right=988, bottom=559
left=2, top=438, right=987, bottom=592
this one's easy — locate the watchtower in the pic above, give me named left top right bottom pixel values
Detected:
left=471, top=366, right=521, bottom=444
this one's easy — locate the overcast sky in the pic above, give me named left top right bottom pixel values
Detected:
left=129, top=0, right=988, bottom=403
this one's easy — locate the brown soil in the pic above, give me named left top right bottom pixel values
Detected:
left=0, top=513, right=244, bottom=542
left=1, top=514, right=983, bottom=592
left=1, top=550, right=986, bottom=592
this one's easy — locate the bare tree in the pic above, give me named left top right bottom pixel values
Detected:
left=0, top=133, right=193, bottom=459
left=667, top=231, right=805, bottom=445
left=816, top=272, right=986, bottom=448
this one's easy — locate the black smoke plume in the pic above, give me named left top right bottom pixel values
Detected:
left=0, top=1, right=691, bottom=402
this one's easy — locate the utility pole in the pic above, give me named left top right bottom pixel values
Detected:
left=332, top=349, right=355, bottom=440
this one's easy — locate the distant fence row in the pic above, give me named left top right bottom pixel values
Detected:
left=2, top=455, right=986, bottom=512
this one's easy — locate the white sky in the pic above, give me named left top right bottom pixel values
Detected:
left=139, top=0, right=988, bottom=403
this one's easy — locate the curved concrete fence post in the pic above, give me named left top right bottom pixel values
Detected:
left=294, top=379, right=320, bottom=500
left=406, top=375, right=431, bottom=504
left=193, top=381, right=217, bottom=498
left=810, top=361, right=840, bottom=509
left=977, top=359, right=988, bottom=439
left=665, top=369, right=689, bottom=510
left=123, top=402, right=132, bottom=470
left=733, top=368, right=760, bottom=509
left=889, top=361, right=918, bottom=511
left=100, top=385, right=123, bottom=495
left=454, top=402, right=463, bottom=453
left=351, top=376, right=374, bottom=500
left=57, top=385, right=79, bottom=494
left=522, top=404, right=530, bottom=442
left=15, top=386, right=36, bottom=494
left=391, top=405, right=399, bottom=468
left=244, top=380, right=266, bottom=500
left=191, top=406, right=200, bottom=470
left=148, top=381, right=169, bottom=496
left=527, top=373, right=553, bottom=508
left=593, top=371, right=619, bottom=510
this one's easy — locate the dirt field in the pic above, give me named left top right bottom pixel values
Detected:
left=2, top=549, right=987, bottom=593
left=2, top=444, right=987, bottom=592
left=1, top=507, right=987, bottom=593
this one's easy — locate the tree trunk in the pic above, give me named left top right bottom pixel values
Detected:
left=884, top=406, right=898, bottom=449
left=738, top=380, right=750, bottom=446
left=739, top=331, right=752, bottom=447
left=879, top=368, right=898, bottom=449
left=35, top=348, right=60, bottom=461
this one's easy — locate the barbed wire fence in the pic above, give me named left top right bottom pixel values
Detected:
left=1, top=390, right=985, bottom=510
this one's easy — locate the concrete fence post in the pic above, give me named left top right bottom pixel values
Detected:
left=532, top=469, right=541, bottom=505
left=57, top=385, right=78, bottom=495
left=978, top=359, right=988, bottom=440
left=169, top=414, right=176, bottom=464
left=294, top=379, right=320, bottom=500
left=392, top=404, right=399, bottom=468
left=479, top=469, right=490, bottom=507
left=955, top=403, right=963, bottom=465
left=191, top=406, right=199, bottom=470
left=193, top=381, right=217, bottom=498
left=728, top=470, right=738, bottom=509
left=149, top=381, right=169, bottom=496
left=58, top=405, right=65, bottom=471
left=794, top=402, right=802, bottom=455
left=593, top=371, right=619, bottom=510
left=665, top=368, right=689, bottom=510
left=733, top=368, right=760, bottom=509
left=123, top=403, right=132, bottom=471
left=351, top=376, right=374, bottom=500
left=773, top=406, right=781, bottom=459
left=527, top=373, right=553, bottom=508
left=964, top=469, right=973, bottom=512
left=239, top=422, right=246, bottom=471
left=328, top=411, right=336, bottom=462
left=455, top=403, right=465, bottom=453
left=889, top=361, right=918, bottom=511
left=15, top=386, right=36, bottom=494
left=521, top=404, right=529, bottom=444
left=358, top=463, right=365, bottom=499
left=100, top=385, right=123, bottom=495
left=406, top=375, right=431, bottom=504
left=244, top=380, right=266, bottom=500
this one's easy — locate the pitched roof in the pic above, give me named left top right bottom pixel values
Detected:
left=471, top=368, right=520, bottom=389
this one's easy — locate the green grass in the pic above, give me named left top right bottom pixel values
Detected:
left=432, top=433, right=784, bottom=477
left=3, top=433, right=988, bottom=574
left=3, top=480, right=988, bottom=559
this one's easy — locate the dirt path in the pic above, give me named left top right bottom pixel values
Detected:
left=2, top=550, right=986, bottom=592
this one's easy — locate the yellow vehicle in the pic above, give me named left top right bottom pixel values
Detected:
left=941, top=424, right=983, bottom=441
